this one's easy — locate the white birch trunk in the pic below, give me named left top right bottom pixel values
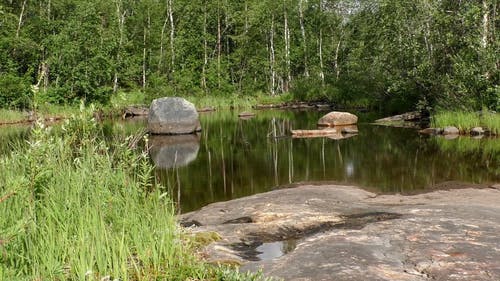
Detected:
left=217, top=0, right=222, bottom=89
left=299, top=0, right=309, bottom=77
left=482, top=0, right=489, bottom=49
left=270, top=15, right=276, bottom=96
left=168, top=0, right=175, bottom=73
left=284, top=1, right=291, bottom=92
left=202, top=3, right=208, bottom=90
left=114, top=0, right=126, bottom=93
left=16, top=0, right=28, bottom=38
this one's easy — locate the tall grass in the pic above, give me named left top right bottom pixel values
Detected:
left=433, top=111, right=500, bottom=134
left=0, top=107, right=265, bottom=280
left=0, top=109, right=26, bottom=123
left=432, top=111, right=480, bottom=131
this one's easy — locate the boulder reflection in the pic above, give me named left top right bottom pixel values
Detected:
left=148, top=134, right=200, bottom=169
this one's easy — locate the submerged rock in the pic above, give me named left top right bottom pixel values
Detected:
left=419, top=127, right=443, bottom=135
left=318, top=111, right=358, bottom=127
left=181, top=185, right=500, bottom=281
left=148, top=134, right=200, bottom=169
left=148, top=97, right=201, bottom=135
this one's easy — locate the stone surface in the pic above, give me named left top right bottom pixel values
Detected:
left=122, top=105, right=149, bottom=118
left=198, top=106, right=216, bottom=113
left=181, top=185, right=500, bottom=281
left=442, top=126, right=459, bottom=135
left=419, top=128, right=443, bottom=135
left=375, top=111, right=422, bottom=123
left=148, top=134, right=200, bottom=169
left=148, top=97, right=201, bottom=134
left=470, top=127, right=485, bottom=135
left=317, top=111, right=358, bottom=126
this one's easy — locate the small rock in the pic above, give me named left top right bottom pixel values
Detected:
left=318, top=111, right=358, bottom=126
left=238, top=112, right=255, bottom=118
left=470, top=127, right=484, bottom=135
left=198, top=106, right=216, bottom=113
left=419, top=128, right=443, bottom=135
left=442, top=126, right=459, bottom=135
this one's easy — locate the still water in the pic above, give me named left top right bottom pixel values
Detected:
left=1, top=110, right=498, bottom=213
left=148, top=110, right=499, bottom=213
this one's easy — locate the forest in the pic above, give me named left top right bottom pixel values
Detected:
left=0, top=0, right=498, bottom=113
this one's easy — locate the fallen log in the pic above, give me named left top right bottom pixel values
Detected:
left=291, top=129, right=338, bottom=138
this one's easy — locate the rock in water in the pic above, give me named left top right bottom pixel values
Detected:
left=442, top=126, right=459, bottom=135
left=148, top=97, right=201, bottom=134
left=318, top=111, right=358, bottom=126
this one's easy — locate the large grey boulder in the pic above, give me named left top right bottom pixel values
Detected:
left=148, top=97, right=201, bottom=134
left=318, top=111, right=358, bottom=126
left=148, top=134, right=200, bottom=169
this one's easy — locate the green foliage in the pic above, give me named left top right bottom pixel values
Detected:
left=0, top=74, right=32, bottom=108
left=0, top=0, right=497, bottom=112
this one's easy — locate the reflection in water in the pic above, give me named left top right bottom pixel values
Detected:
left=256, top=240, right=297, bottom=261
left=148, top=134, right=200, bottom=169
left=153, top=110, right=499, bottom=213
left=2, top=111, right=498, bottom=214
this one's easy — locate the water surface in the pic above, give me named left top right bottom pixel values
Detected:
left=151, top=110, right=499, bottom=213
left=1, top=110, right=498, bottom=213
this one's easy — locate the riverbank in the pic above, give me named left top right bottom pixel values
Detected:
left=0, top=92, right=293, bottom=126
left=0, top=109, right=265, bottom=280
left=181, top=183, right=500, bottom=280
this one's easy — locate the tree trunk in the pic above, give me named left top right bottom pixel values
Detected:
left=202, top=2, right=208, bottom=91
left=158, top=13, right=169, bottom=72
left=142, top=10, right=150, bottom=89
left=114, top=0, right=126, bottom=93
left=16, top=0, right=28, bottom=38
left=283, top=1, right=291, bottom=92
left=299, top=0, right=309, bottom=77
left=482, top=0, right=489, bottom=49
left=334, top=36, right=342, bottom=80
left=270, top=15, right=276, bottom=96
left=318, top=0, right=324, bottom=84
left=217, top=0, right=222, bottom=89
left=168, top=0, right=175, bottom=73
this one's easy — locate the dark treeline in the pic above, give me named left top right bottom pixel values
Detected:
left=0, top=0, right=498, bottom=112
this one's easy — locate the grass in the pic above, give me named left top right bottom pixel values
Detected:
left=0, top=109, right=27, bottom=123
left=0, top=91, right=295, bottom=124
left=0, top=107, right=270, bottom=280
left=432, top=110, right=500, bottom=134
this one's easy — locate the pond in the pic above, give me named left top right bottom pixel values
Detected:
left=1, top=110, right=499, bottom=213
